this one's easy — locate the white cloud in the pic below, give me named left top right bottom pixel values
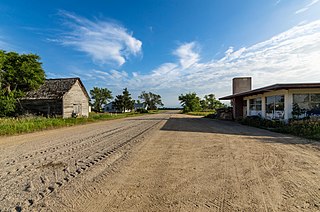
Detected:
left=295, top=0, right=319, bottom=14
left=110, top=69, right=129, bottom=79
left=56, top=10, right=142, bottom=66
left=78, top=19, right=320, bottom=107
left=173, top=42, right=200, bottom=68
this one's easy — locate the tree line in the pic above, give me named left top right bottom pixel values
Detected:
left=0, top=50, right=164, bottom=117
left=1, top=50, right=223, bottom=117
left=179, top=92, right=226, bottom=113
left=90, top=87, right=164, bottom=112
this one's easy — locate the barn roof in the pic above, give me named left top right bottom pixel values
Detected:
left=22, top=77, right=89, bottom=100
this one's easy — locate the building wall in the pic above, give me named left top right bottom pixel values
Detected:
left=243, top=88, right=320, bottom=121
left=104, top=102, right=118, bottom=113
left=232, top=97, right=244, bottom=119
left=63, top=80, right=89, bottom=118
left=105, top=102, right=134, bottom=113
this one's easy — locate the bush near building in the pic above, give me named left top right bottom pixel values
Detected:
left=240, top=116, right=320, bottom=141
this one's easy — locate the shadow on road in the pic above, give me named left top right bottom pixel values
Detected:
left=160, top=116, right=320, bottom=146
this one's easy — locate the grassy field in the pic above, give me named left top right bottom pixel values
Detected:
left=0, top=111, right=159, bottom=136
left=186, top=111, right=215, bottom=116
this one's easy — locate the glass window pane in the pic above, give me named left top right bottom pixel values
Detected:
left=293, top=94, right=309, bottom=103
left=275, top=95, right=284, bottom=111
left=256, top=98, right=261, bottom=104
left=265, top=95, right=284, bottom=119
left=249, top=97, right=262, bottom=114
left=310, top=94, right=320, bottom=102
left=266, top=96, right=274, bottom=113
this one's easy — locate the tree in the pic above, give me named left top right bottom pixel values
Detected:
left=0, top=50, right=45, bottom=116
left=139, top=91, right=164, bottom=110
left=178, top=92, right=201, bottom=113
left=0, top=90, right=16, bottom=116
left=203, top=94, right=225, bottom=110
left=114, top=88, right=134, bottom=112
left=90, top=87, right=113, bottom=112
left=200, top=99, right=208, bottom=111
left=1, top=51, right=45, bottom=94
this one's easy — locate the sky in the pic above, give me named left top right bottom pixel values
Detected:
left=0, top=0, right=320, bottom=107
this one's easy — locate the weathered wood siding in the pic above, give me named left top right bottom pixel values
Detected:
left=63, top=80, right=89, bottom=118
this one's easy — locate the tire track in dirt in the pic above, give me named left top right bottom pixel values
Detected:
left=0, top=115, right=169, bottom=211
left=48, top=117, right=169, bottom=212
left=0, top=120, right=146, bottom=168
left=0, top=121, right=147, bottom=181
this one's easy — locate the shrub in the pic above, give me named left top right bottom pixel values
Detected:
left=240, top=116, right=320, bottom=141
left=136, top=108, right=148, bottom=113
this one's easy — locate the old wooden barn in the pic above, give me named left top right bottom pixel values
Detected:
left=20, top=78, right=89, bottom=118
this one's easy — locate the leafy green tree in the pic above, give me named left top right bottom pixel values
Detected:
left=139, top=91, right=164, bottom=110
left=90, top=87, right=113, bottom=112
left=203, top=94, right=225, bottom=110
left=178, top=92, right=201, bottom=113
left=0, top=50, right=45, bottom=116
left=0, top=90, right=16, bottom=116
left=0, top=50, right=4, bottom=71
left=1, top=51, right=45, bottom=94
left=114, top=88, right=134, bottom=112
left=200, top=99, right=208, bottom=111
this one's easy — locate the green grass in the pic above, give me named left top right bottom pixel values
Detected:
left=186, top=111, right=215, bottom=116
left=0, top=112, right=156, bottom=136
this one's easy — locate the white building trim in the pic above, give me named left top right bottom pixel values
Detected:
left=242, top=88, right=320, bottom=121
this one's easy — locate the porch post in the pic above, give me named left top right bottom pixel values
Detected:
left=284, top=90, right=292, bottom=121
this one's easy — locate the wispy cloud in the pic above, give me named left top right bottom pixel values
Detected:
left=295, top=0, right=319, bottom=14
left=274, top=0, right=281, bottom=6
left=78, top=19, right=320, bottom=107
left=55, top=10, right=142, bottom=66
left=173, top=42, right=200, bottom=68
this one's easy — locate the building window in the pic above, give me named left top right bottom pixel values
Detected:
left=73, top=104, right=81, bottom=114
left=249, top=97, right=262, bottom=116
left=293, top=94, right=320, bottom=117
left=265, top=95, right=284, bottom=120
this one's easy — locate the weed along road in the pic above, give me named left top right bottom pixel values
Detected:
left=0, top=111, right=320, bottom=211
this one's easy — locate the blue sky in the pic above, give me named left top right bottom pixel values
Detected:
left=1, top=0, right=320, bottom=107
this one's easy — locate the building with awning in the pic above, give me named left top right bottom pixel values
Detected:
left=220, top=78, right=320, bottom=121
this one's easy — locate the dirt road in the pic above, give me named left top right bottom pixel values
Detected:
left=1, top=112, right=320, bottom=211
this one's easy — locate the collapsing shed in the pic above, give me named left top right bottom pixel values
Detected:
left=20, top=78, right=89, bottom=118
